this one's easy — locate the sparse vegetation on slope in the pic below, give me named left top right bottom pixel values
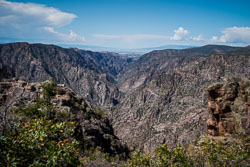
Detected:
left=0, top=79, right=129, bottom=166
left=129, top=136, right=249, bottom=167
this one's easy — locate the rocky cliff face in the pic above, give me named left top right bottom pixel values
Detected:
left=112, top=46, right=250, bottom=152
left=0, top=42, right=128, bottom=108
left=1, top=42, right=249, bottom=154
left=118, top=45, right=242, bottom=92
left=207, top=79, right=249, bottom=141
left=0, top=78, right=129, bottom=158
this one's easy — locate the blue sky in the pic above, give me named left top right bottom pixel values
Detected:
left=0, top=0, right=250, bottom=48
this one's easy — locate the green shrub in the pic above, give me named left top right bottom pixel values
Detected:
left=129, top=150, right=154, bottom=167
left=14, top=79, right=57, bottom=119
left=0, top=79, right=82, bottom=166
left=128, top=136, right=250, bottom=167
left=41, top=79, right=56, bottom=119
left=154, top=144, right=192, bottom=167
left=194, top=136, right=250, bottom=167
left=242, top=94, right=247, bottom=102
left=0, top=118, right=80, bottom=166
left=92, top=105, right=107, bottom=119
left=41, top=79, right=56, bottom=102
left=13, top=98, right=45, bottom=119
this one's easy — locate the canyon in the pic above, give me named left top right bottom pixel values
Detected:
left=0, top=42, right=249, bottom=153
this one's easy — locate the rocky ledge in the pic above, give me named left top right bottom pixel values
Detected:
left=207, top=78, right=249, bottom=141
left=0, top=78, right=129, bottom=158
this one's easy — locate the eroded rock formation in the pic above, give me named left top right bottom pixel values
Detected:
left=207, top=79, right=249, bottom=140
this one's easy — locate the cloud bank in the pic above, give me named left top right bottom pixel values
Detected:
left=191, top=35, right=204, bottom=41
left=93, top=27, right=191, bottom=43
left=0, top=0, right=76, bottom=27
left=44, top=27, right=85, bottom=42
left=93, top=26, right=250, bottom=47
left=211, top=27, right=250, bottom=43
left=0, top=0, right=85, bottom=44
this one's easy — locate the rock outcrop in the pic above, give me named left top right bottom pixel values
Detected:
left=0, top=78, right=129, bottom=158
left=207, top=79, right=249, bottom=140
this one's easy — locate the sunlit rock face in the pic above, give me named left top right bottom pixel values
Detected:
left=207, top=79, right=249, bottom=140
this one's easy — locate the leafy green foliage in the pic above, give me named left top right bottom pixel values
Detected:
left=93, top=106, right=107, bottom=119
left=128, top=136, right=250, bottom=167
left=192, top=136, right=250, bottom=167
left=13, top=98, right=45, bottom=119
left=80, top=148, right=126, bottom=167
left=154, top=145, right=192, bottom=167
left=0, top=118, right=80, bottom=167
left=0, top=79, right=81, bottom=166
left=41, top=79, right=56, bottom=119
left=41, top=79, right=56, bottom=102
left=129, top=150, right=154, bottom=167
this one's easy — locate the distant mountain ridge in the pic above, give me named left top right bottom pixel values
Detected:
left=0, top=42, right=128, bottom=108
left=58, top=44, right=195, bottom=54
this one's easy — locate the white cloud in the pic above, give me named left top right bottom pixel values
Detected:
left=211, top=27, right=250, bottom=43
left=44, top=27, right=85, bottom=42
left=170, top=27, right=189, bottom=40
left=0, top=0, right=85, bottom=44
left=93, top=27, right=206, bottom=47
left=0, top=0, right=76, bottom=26
left=211, top=36, right=219, bottom=41
left=191, top=34, right=204, bottom=41
left=0, top=15, right=16, bottom=24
